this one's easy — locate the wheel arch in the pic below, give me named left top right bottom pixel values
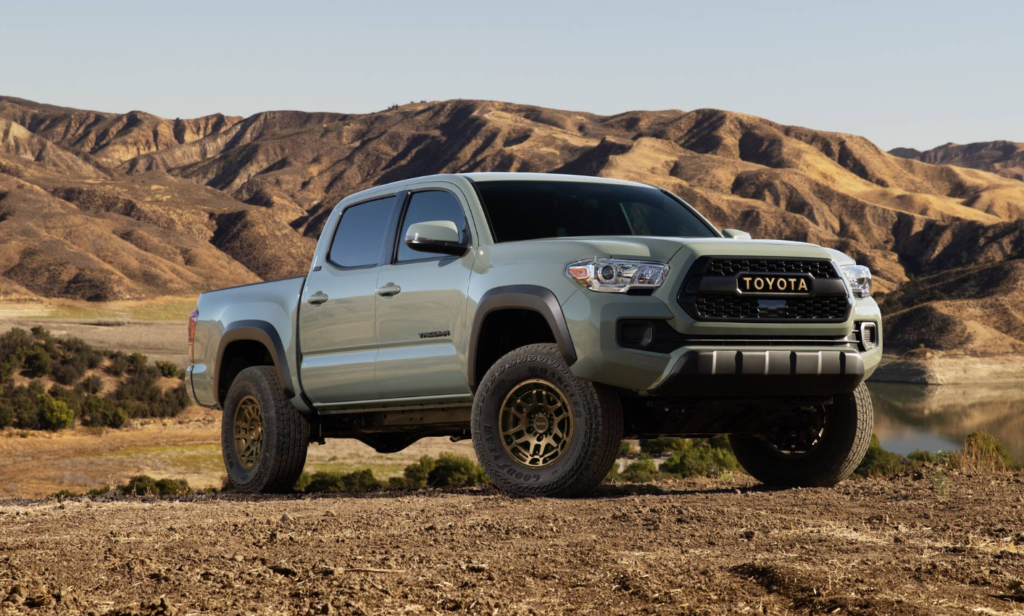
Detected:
left=468, top=285, right=577, bottom=389
left=215, top=320, right=294, bottom=408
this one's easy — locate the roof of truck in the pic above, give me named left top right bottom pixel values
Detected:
left=337, top=172, right=655, bottom=207
left=461, top=172, right=650, bottom=187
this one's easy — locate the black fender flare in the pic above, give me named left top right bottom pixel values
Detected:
left=468, top=285, right=577, bottom=388
left=215, top=320, right=294, bottom=403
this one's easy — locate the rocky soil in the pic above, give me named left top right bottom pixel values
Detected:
left=1, top=472, right=1022, bottom=615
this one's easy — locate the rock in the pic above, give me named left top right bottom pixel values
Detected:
left=269, top=564, right=298, bottom=577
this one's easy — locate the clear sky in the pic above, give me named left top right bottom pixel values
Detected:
left=2, top=0, right=1020, bottom=150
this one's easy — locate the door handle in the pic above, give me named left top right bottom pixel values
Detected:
left=376, top=283, right=401, bottom=297
left=307, top=291, right=329, bottom=305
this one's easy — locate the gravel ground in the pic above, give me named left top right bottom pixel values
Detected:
left=1, top=472, right=1023, bottom=615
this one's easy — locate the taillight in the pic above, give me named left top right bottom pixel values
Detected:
left=188, top=308, right=199, bottom=364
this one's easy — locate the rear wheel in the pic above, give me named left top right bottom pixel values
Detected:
left=472, top=344, right=622, bottom=497
left=729, top=383, right=873, bottom=487
left=222, top=366, right=309, bottom=493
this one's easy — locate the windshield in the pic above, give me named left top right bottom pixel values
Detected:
left=474, top=180, right=718, bottom=243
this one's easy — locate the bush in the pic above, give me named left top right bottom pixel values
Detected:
left=954, top=432, right=1020, bottom=472
left=120, top=475, right=191, bottom=496
left=620, top=457, right=660, bottom=483
left=78, top=375, right=104, bottom=395
left=52, top=362, right=84, bottom=385
left=401, top=455, right=437, bottom=487
left=155, top=361, right=184, bottom=379
left=618, top=441, right=637, bottom=458
left=81, top=396, right=128, bottom=428
left=0, top=362, right=14, bottom=384
left=128, top=353, right=148, bottom=374
left=0, top=401, right=13, bottom=428
left=639, top=438, right=687, bottom=457
left=106, top=352, right=130, bottom=376
left=427, top=453, right=487, bottom=487
left=303, top=469, right=381, bottom=493
left=38, top=395, right=74, bottom=431
left=660, top=438, right=740, bottom=478
left=854, top=435, right=915, bottom=478
left=48, top=384, right=83, bottom=415
left=23, top=346, right=52, bottom=377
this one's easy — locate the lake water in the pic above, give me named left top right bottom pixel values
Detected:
left=868, top=381, right=1024, bottom=464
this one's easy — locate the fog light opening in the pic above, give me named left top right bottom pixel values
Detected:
left=858, top=322, right=877, bottom=351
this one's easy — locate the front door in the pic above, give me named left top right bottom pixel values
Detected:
left=374, top=188, right=476, bottom=399
left=298, top=195, right=396, bottom=404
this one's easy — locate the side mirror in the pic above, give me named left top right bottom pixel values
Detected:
left=405, top=220, right=469, bottom=256
left=722, top=228, right=752, bottom=240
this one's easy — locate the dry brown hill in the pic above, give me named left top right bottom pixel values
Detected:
left=1, top=96, right=1022, bottom=354
left=891, top=141, right=1024, bottom=182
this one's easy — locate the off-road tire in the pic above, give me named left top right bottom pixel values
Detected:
left=222, top=366, right=309, bottom=493
left=472, top=344, right=623, bottom=497
left=729, top=383, right=873, bottom=488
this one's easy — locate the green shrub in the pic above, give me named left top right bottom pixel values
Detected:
left=81, top=396, right=128, bottom=428
left=621, top=457, right=660, bottom=483
left=303, top=469, right=381, bottom=493
left=128, top=353, right=148, bottom=374
left=0, top=362, right=14, bottom=384
left=52, top=362, right=84, bottom=385
left=38, top=395, right=74, bottom=431
left=907, top=450, right=937, bottom=464
left=24, top=346, right=52, bottom=377
left=155, top=361, right=184, bottom=379
left=427, top=453, right=487, bottom=487
left=78, top=375, right=104, bottom=395
left=48, top=384, right=83, bottom=415
left=106, top=352, right=130, bottom=376
left=604, top=462, right=624, bottom=483
left=0, top=401, right=13, bottom=428
left=660, top=438, right=740, bottom=478
left=120, top=475, right=191, bottom=496
left=402, top=455, right=437, bottom=487
left=618, top=440, right=637, bottom=457
left=293, top=472, right=313, bottom=492
left=855, top=435, right=909, bottom=478
left=638, top=437, right=687, bottom=456
left=954, top=432, right=1020, bottom=472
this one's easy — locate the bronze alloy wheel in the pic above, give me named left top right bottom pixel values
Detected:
left=233, top=395, right=264, bottom=470
left=499, top=379, right=574, bottom=468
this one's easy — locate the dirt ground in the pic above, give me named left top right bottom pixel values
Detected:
left=1, top=473, right=1022, bottom=616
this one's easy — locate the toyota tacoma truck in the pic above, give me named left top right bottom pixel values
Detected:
left=187, top=173, right=881, bottom=497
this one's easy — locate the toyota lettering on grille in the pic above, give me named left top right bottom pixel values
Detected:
left=737, top=273, right=813, bottom=294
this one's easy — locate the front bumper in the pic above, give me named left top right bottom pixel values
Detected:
left=648, top=349, right=864, bottom=397
left=560, top=290, right=882, bottom=398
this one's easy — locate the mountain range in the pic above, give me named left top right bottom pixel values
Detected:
left=0, top=95, right=1022, bottom=355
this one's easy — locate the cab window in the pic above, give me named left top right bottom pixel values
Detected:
left=395, top=191, right=468, bottom=263
left=328, top=197, right=394, bottom=268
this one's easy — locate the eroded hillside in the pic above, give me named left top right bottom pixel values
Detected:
left=1, top=96, right=1022, bottom=354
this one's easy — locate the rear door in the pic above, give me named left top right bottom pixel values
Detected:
left=374, top=186, right=477, bottom=399
left=298, top=195, right=398, bottom=404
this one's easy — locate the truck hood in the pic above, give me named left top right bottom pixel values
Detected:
left=500, top=236, right=838, bottom=264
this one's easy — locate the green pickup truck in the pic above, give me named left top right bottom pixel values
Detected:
left=187, top=173, right=881, bottom=497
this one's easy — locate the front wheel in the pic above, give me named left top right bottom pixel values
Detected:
left=472, top=344, right=623, bottom=497
left=222, top=366, right=309, bottom=493
left=729, top=383, right=873, bottom=487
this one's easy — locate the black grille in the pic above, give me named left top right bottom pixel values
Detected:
left=696, top=296, right=848, bottom=320
left=705, top=258, right=837, bottom=278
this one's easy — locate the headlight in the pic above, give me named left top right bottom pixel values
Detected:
left=566, top=258, right=669, bottom=293
left=841, top=264, right=872, bottom=298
